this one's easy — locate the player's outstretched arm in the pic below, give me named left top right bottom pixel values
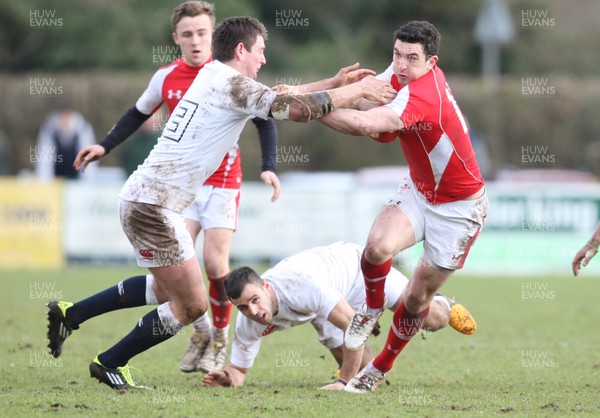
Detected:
left=203, top=364, right=248, bottom=387
left=573, top=223, right=600, bottom=276
left=251, top=117, right=281, bottom=202
left=260, top=171, right=281, bottom=202
left=273, top=63, right=376, bottom=95
left=73, top=106, right=151, bottom=173
left=320, top=105, right=402, bottom=137
left=270, top=77, right=396, bottom=123
left=73, top=145, right=107, bottom=173
left=320, top=299, right=365, bottom=390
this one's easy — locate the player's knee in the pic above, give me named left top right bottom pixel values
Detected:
left=364, top=241, right=394, bottom=264
left=205, top=263, right=228, bottom=280
left=203, top=249, right=230, bottom=278
left=179, top=300, right=208, bottom=325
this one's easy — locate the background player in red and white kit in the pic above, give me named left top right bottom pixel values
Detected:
left=319, top=21, right=488, bottom=392
left=201, top=242, right=476, bottom=389
left=73, top=2, right=281, bottom=373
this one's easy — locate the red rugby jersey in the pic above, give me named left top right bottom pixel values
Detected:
left=385, top=66, right=483, bottom=203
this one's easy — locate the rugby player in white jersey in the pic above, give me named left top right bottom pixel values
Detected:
left=202, top=242, right=476, bottom=389
left=73, top=1, right=281, bottom=374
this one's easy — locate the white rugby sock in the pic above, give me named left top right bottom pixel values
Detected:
left=433, top=294, right=451, bottom=313
left=213, top=325, right=229, bottom=341
left=157, top=302, right=184, bottom=335
left=145, top=274, right=159, bottom=305
left=192, top=312, right=213, bottom=335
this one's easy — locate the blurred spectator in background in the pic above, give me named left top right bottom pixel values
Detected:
left=35, top=108, right=96, bottom=180
left=118, top=117, right=157, bottom=177
left=0, top=128, right=11, bottom=175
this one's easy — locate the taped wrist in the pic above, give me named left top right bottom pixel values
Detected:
left=270, top=91, right=335, bottom=122
left=99, top=106, right=151, bottom=154
left=310, top=91, right=334, bottom=117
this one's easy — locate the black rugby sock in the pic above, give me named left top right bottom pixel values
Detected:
left=65, top=275, right=147, bottom=329
left=98, top=308, right=176, bottom=368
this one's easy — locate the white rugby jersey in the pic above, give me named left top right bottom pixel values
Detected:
left=119, top=60, right=277, bottom=213
left=230, top=242, right=365, bottom=369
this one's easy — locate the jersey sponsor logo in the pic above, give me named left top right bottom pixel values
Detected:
left=167, top=89, right=182, bottom=100
left=261, top=324, right=280, bottom=336
left=139, top=249, right=155, bottom=259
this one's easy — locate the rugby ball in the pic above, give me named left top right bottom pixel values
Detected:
left=369, top=131, right=399, bottom=143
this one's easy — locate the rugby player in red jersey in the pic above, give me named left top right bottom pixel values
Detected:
left=320, top=21, right=488, bottom=392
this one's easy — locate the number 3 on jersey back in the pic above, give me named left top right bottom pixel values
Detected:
left=163, top=99, right=199, bottom=142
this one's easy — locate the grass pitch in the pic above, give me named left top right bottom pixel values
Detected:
left=1, top=266, right=599, bottom=417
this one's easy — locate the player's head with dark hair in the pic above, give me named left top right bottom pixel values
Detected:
left=225, top=267, right=278, bottom=324
left=394, top=21, right=440, bottom=58
left=171, top=1, right=216, bottom=30
left=224, top=266, right=263, bottom=300
left=391, top=20, right=440, bottom=84
left=212, top=16, right=268, bottom=63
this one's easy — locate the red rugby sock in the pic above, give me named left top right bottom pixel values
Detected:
left=372, top=302, right=429, bottom=373
left=361, top=253, right=392, bottom=309
left=209, top=275, right=232, bottom=330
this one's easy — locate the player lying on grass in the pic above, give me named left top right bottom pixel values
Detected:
left=202, top=241, right=476, bottom=389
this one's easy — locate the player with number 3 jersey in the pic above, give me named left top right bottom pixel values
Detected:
left=73, top=2, right=280, bottom=374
